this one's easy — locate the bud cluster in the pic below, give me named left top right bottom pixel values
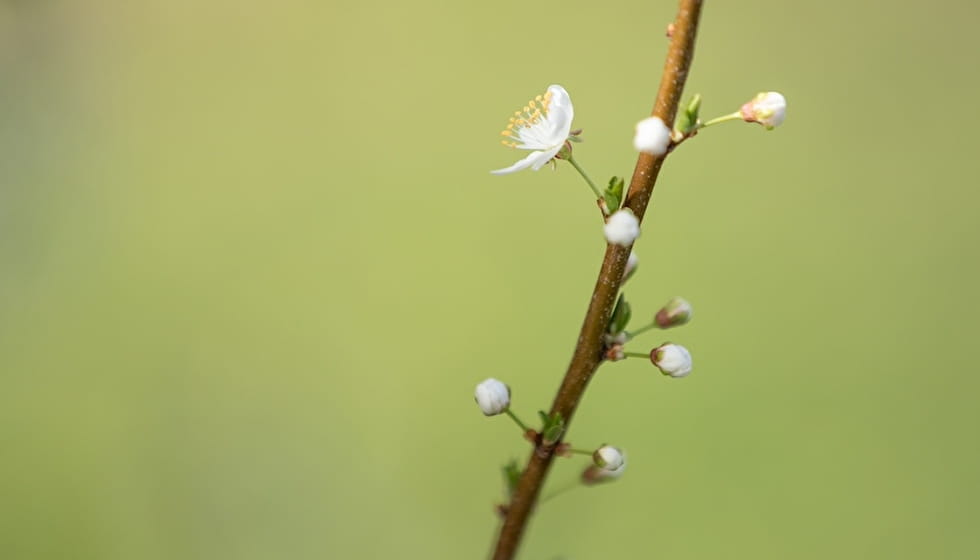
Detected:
left=479, top=80, right=785, bottom=512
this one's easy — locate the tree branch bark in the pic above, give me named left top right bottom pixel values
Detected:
left=490, top=2, right=704, bottom=558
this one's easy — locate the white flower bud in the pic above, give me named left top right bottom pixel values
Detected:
left=593, top=445, right=625, bottom=470
left=740, top=92, right=786, bottom=130
left=474, top=378, right=510, bottom=416
left=604, top=209, right=640, bottom=247
left=651, top=343, right=693, bottom=378
left=622, top=251, right=639, bottom=282
left=655, top=296, right=693, bottom=328
left=633, top=116, right=672, bottom=156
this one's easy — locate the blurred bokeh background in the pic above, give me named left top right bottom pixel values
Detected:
left=2, top=0, right=979, bottom=558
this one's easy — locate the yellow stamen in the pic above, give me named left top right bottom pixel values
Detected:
left=497, top=87, right=556, bottom=142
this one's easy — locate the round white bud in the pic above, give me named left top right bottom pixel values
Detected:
left=474, top=378, right=510, bottom=416
left=604, top=209, right=640, bottom=247
left=593, top=445, right=625, bottom=470
left=651, top=343, right=693, bottom=378
left=633, top=116, right=672, bottom=156
left=740, top=92, right=786, bottom=130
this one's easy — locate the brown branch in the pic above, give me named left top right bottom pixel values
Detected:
left=489, top=2, right=704, bottom=559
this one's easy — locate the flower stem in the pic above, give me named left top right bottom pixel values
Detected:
left=490, top=2, right=704, bottom=559
left=505, top=409, right=530, bottom=433
left=540, top=477, right=582, bottom=503
left=627, top=322, right=659, bottom=339
left=565, top=154, right=603, bottom=200
left=568, top=448, right=593, bottom=456
left=623, top=351, right=651, bottom=359
left=700, top=111, right=742, bottom=128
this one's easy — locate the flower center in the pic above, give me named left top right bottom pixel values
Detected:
left=499, top=88, right=554, bottom=148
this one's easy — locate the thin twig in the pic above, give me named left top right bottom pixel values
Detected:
left=489, top=2, right=704, bottom=558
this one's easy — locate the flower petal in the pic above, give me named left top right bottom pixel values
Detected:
left=490, top=150, right=554, bottom=175
left=528, top=145, right=562, bottom=171
left=544, top=84, right=574, bottom=140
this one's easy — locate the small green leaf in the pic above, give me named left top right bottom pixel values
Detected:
left=503, top=460, right=521, bottom=497
left=602, top=176, right=625, bottom=213
left=541, top=412, right=565, bottom=445
left=608, top=293, right=632, bottom=334
left=607, top=176, right=624, bottom=197
left=676, top=93, right=702, bottom=135
left=603, top=192, right=619, bottom=213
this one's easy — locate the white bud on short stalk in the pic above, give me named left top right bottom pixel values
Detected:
left=740, top=92, right=787, bottom=130
left=655, top=297, right=693, bottom=328
left=474, top=378, right=510, bottom=416
left=651, top=343, right=693, bottom=378
left=593, top=445, right=625, bottom=471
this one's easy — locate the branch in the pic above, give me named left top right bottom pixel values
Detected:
left=490, top=2, right=704, bottom=558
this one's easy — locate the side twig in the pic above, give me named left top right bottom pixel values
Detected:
left=490, top=2, right=704, bottom=558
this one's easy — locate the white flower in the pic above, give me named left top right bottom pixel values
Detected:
left=474, top=378, right=510, bottom=416
left=594, top=445, right=625, bottom=471
left=633, top=116, right=672, bottom=156
left=491, top=85, right=574, bottom=175
left=740, top=92, right=786, bottom=130
left=651, top=343, right=693, bottom=378
left=603, top=209, right=640, bottom=247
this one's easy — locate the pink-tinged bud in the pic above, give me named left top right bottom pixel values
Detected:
left=654, top=297, right=693, bottom=328
left=740, top=92, right=786, bottom=130
left=650, top=343, right=693, bottom=378
left=604, top=209, right=640, bottom=247
left=474, top=378, right=510, bottom=416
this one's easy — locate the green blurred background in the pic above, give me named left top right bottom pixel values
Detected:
left=2, top=0, right=978, bottom=558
